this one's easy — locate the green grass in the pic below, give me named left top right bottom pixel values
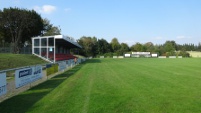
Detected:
left=1, top=58, right=201, bottom=113
left=0, top=54, right=48, bottom=71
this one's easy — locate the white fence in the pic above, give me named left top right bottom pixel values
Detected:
left=169, top=56, right=176, bottom=58
left=118, top=56, right=124, bottom=58
left=158, top=56, right=167, bottom=58
left=100, top=56, right=104, bottom=58
left=0, top=58, right=86, bottom=103
left=113, top=56, right=117, bottom=58
left=178, top=56, right=182, bottom=58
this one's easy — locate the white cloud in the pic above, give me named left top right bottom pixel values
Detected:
left=176, top=36, right=185, bottom=39
left=154, top=36, right=163, bottom=40
left=12, top=0, right=20, bottom=4
left=64, top=8, right=71, bottom=12
left=176, top=36, right=192, bottom=40
left=34, top=5, right=56, bottom=14
left=175, top=36, right=195, bottom=44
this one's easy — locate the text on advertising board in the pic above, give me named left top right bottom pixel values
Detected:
left=19, top=68, right=32, bottom=78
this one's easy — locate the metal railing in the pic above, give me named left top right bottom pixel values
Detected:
left=0, top=58, right=86, bottom=103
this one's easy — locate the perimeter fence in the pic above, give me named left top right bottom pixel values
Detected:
left=0, top=58, right=86, bottom=103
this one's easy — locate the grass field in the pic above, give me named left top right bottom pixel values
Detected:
left=0, top=54, right=47, bottom=71
left=1, top=58, right=201, bottom=113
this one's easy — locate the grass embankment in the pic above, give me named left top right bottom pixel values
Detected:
left=0, top=54, right=47, bottom=71
left=1, top=58, right=201, bottom=113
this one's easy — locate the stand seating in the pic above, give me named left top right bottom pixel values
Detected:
left=55, top=54, right=76, bottom=61
left=40, top=52, right=76, bottom=61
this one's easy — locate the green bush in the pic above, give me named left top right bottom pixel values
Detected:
left=178, top=51, right=190, bottom=57
left=104, top=52, right=113, bottom=58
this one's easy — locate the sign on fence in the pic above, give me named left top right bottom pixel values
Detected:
left=100, top=56, right=104, bottom=58
left=71, top=59, right=75, bottom=67
left=0, top=73, right=7, bottom=96
left=118, top=56, right=124, bottom=58
left=151, top=54, right=158, bottom=57
left=113, top=56, right=117, bottom=58
left=158, top=56, right=166, bottom=58
left=15, top=65, right=42, bottom=88
left=124, top=54, right=131, bottom=57
left=178, top=56, right=182, bottom=58
left=58, top=61, right=66, bottom=71
left=77, top=58, right=81, bottom=64
left=169, top=56, right=176, bottom=58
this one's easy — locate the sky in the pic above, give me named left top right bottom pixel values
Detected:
left=1, top=0, right=201, bottom=46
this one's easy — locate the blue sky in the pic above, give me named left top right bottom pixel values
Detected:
left=1, top=0, right=201, bottom=46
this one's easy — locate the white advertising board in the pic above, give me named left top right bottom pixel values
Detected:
left=58, top=61, right=66, bottom=71
left=178, top=56, right=182, bottom=58
left=76, top=58, right=81, bottom=64
left=100, top=56, right=104, bottom=58
left=158, top=56, right=166, bottom=58
left=132, top=52, right=150, bottom=55
left=68, top=59, right=74, bottom=68
left=0, top=73, right=7, bottom=96
left=118, top=56, right=124, bottom=58
left=113, top=56, right=117, bottom=58
left=152, top=54, right=158, bottom=57
left=124, top=54, right=130, bottom=57
left=32, top=65, right=43, bottom=82
left=15, top=65, right=42, bottom=88
left=169, top=56, right=176, bottom=58
left=67, top=60, right=71, bottom=67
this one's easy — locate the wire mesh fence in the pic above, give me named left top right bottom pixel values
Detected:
left=0, top=46, right=32, bottom=54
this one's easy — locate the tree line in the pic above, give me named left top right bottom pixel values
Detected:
left=77, top=36, right=201, bottom=57
left=0, top=7, right=61, bottom=53
left=1, top=7, right=200, bottom=57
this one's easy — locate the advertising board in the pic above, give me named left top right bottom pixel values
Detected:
left=124, top=54, right=131, bottom=57
left=0, top=73, right=7, bottom=96
left=58, top=61, right=66, bottom=71
left=15, top=65, right=42, bottom=88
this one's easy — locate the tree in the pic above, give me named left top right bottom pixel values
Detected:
left=144, top=42, right=155, bottom=52
left=110, top=38, right=121, bottom=52
left=42, top=18, right=61, bottom=36
left=130, top=42, right=144, bottom=52
left=164, top=41, right=176, bottom=53
left=77, top=36, right=97, bottom=57
left=118, top=43, right=129, bottom=55
left=198, top=42, right=201, bottom=51
left=97, top=38, right=111, bottom=55
left=0, top=7, right=43, bottom=53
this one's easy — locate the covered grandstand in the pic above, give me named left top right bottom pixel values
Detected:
left=32, top=35, right=81, bottom=63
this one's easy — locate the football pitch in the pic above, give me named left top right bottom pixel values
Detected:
left=1, top=58, right=201, bottom=113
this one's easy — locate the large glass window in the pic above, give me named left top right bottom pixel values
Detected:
left=41, top=38, right=47, bottom=46
left=41, top=48, right=47, bottom=58
left=34, top=48, right=39, bottom=55
left=34, top=39, right=39, bottom=46
left=48, top=37, right=54, bottom=46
